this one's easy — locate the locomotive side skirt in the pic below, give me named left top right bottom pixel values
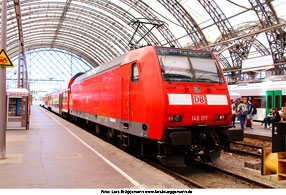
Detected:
left=70, top=109, right=149, bottom=138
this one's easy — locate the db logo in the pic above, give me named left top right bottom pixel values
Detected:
left=193, top=95, right=206, bottom=104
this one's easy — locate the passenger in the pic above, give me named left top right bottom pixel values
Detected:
left=267, top=108, right=281, bottom=129
left=280, top=107, right=286, bottom=121
left=278, top=108, right=283, bottom=116
left=231, top=99, right=237, bottom=127
left=261, top=112, right=273, bottom=128
left=247, top=99, right=256, bottom=129
left=282, top=107, right=286, bottom=115
left=237, top=98, right=248, bottom=130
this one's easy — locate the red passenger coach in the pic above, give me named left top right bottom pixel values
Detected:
left=40, top=73, right=83, bottom=116
left=68, top=46, right=241, bottom=166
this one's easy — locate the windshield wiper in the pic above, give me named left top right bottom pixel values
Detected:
left=166, top=74, right=192, bottom=80
left=196, top=78, right=219, bottom=83
left=163, top=72, right=171, bottom=81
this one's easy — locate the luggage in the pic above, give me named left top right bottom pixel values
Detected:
left=246, top=118, right=251, bottom=127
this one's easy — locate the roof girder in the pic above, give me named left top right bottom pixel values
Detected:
left=8, top=37, right=101, bottom=67
left=248, top=0, right=286, bottom=74
left=16, top=16, right=129, bottom=53
left=19, top=0, right=159, bottom=47
left=7, top=31, right=109, bottom=65
left=22, top=33, right=110, bottom=64
left=157, top=0, right=208, bottom=48
left=118, top=0, right=180, bottom=47
left=28, top=31, right=113, bottom=62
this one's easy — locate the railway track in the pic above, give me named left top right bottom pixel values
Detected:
left=80, top=119, right=274, bottom=188
left=152, top=161, right=276, bottom=189
left=52, top=109, right=275, bottom=188
left=229, top=142, right=263, bottom=158
left=232, top=142, right=264, bottom=149
left=145, top=160, right=206, bottom=188
left=86, top=127, right=272, bottom=188
left=198, top=163, right=275, bottom=188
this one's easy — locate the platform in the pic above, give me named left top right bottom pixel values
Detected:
left=232, top=121, right=272, bottom=141
left=0, top=105, right=187, bottom=188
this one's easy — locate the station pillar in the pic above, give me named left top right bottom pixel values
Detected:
left=0, top=0, right=7, bottom=159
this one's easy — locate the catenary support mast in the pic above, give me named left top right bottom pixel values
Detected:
left=0, top=0, right=7, bottom=159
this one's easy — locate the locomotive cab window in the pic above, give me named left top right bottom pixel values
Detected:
left=189, top=58, right=224, bottom=83
left=132, top=63, right=139, bottom=82
left=156, top=49, right=223, bottom=83
left=158, top=55, right=193, bottom=82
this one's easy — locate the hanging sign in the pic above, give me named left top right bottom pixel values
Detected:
left=0, top=48, right=14, bottom=67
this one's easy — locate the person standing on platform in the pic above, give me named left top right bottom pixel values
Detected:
left=237, top=98, right=248, bottom=130
left=247, top=99, right=256, bottom=129
left=231, top=100, right=237, bottom=127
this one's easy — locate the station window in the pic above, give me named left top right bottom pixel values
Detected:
left=132, top=63, right=139, bottom=82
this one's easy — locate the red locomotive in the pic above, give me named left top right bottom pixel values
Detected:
left=41, top=46, right=242, bottom=166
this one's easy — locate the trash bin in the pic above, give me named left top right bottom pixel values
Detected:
left=272, top=122, right=286, bottom=153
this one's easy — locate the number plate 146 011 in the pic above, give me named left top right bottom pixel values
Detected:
left=192, top=116, right=208, bottom=121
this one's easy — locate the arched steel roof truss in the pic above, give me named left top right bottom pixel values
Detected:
left=248, top=0, right=286, bottom=74
left=1, top=0, right=285, bottom=76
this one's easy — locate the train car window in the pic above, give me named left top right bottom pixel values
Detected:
left=252, top=96, right=264, bottom=108
left=132, top=63, right=139, bottom=82
left=267, top=96, right=272, bottom=109
left=158, top=55, right=193, bottom=82
left=189, top=58, right=224, bottom=83
left=64, top=91, right=68, bottom=100
left=275, top=95, right=280, bottom=109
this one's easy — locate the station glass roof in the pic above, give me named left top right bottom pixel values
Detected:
left=1, top=0, right=286, bottom=89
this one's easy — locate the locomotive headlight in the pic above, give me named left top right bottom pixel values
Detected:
left=216, top=115, right=227, bottom=121
left=168, top=115, right=182, bottom=122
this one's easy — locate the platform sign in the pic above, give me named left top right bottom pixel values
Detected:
left=0, top=48, right=14, bottom=67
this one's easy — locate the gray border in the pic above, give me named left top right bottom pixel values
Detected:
left=70, top=109, right=149, bottom=138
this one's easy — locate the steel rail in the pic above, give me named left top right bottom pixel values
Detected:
left=229, top=142, right=263, bottom=157
left=229, top=148, right=262, bottom=158
left=232, top=142, right=264, bottom=149
left=201, top=163, right=275, bottom=189
left=145, top=160, right=206, bottom=189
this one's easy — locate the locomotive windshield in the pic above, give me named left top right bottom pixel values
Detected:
left=157, top=48, right=224, bottom=83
